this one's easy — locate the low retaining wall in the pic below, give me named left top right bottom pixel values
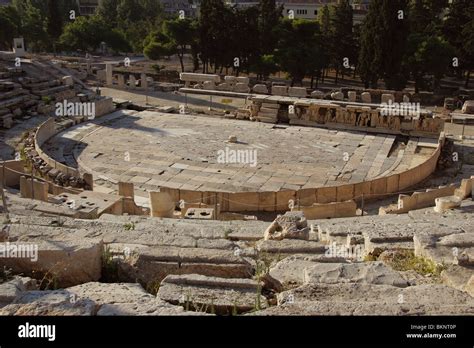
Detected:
left=0, top=160, right=25, bottom=187
left=380, top=175, right=474, bottom=214
left=157, top=134, right=444, bottom=213
left=291, top=200, right=357, bottom=219
left=35, top=118, right=81, bottom=177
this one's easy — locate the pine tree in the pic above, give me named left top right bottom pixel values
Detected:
left=443, top=0, right=474, bottom=87
left=358, top=0, right=409, bottom=90
left=330, top=0, right=355, bottom=84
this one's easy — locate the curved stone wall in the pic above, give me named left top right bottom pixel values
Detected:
left=34, top=118, right=81, bottom=177
left=157, top=133, right=444, bottom=212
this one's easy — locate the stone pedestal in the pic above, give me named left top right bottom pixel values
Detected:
left=105, top=64, right=113, bottom=86
left=348, top=91, right=357, bottom=102
left=141, top=73, right=147, bottom=89
left=149, top=191, right=174, bottom=218
left=361, top=92, right=371, bottom=103
left=117, top=74, right=125, bottom=88
left=129, top=75, right=136, bottom=89
left=119, top=182, right=134, bottom=198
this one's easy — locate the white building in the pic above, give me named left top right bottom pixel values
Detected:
left=76, top=0, right=102, bottom=15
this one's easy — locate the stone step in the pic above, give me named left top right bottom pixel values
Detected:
left=256, top=283, right=474, bottom=315
left=269, top=254, right=349, bottom=285
left=0, top=282, right=194, bottom=316
left=33, top=85, right=71, bottom=97
left=0, top=239, right=102, bottom=287
left=67, top=282, right=191, bottom=316
left=22, top=79, right=60, bottom=90
left=414, top=232, right=474, bottom=266
left=0, top=95, right=29, bottom=109
left=117, top=245, right=253, bottom=285
left=158, top=274, right=267, bottom=315
left=303, top=261, right=409, bottom=287
left=0, top=88, right=28, bottom=101
left=256, top=239, right=327, bottom=254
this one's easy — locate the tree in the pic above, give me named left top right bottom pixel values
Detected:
left=443, top=0, right=474, bottom=87
left=402, top=0, right=453, bottom=92
left=330, top=0, right=355, bottom=84
left=60, top=15, right=130, bottom=53
left=46, top=0, right=62, bottom=53
left=317, top=5, right=332, bottom=82
left=163, top=18, right=197, bottom=72
left=358, top=0, right=409, bottom=90
left=199, top=0, right=228, bottom=73
left=231, top=6, right=260, bottom=75
left=274, top=19, right=323, bottom=86
left=253, top=54, right=278, bottom=80
left=0, top=5, right=19, bottom=50
left=97, top=0, right=120, bottom=26
left=143, top=32, right=176, bottom=60
left=258, top=0, right=281, bottom=55
left=21, top=2, right=49, bottom=52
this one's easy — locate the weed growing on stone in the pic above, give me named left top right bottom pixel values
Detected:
left=223, top=228, right=233, bottom=239
left=0, top=266, right=13, bottom=283
left=388, top=250, right=446, bottom=277
left=37, top=267, right=60, bottom=290
left=123, top=222, right=135, bottom=231
left=101, top=245, right=119, bottom=282
left=145, top=280, right=161, bottom=296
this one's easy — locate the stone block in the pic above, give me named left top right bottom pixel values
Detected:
left=234, top=83, right=250, bottom=93
left=361, top=92, right=371, bottom=103
left=149, top=191, right=174, bottom=218
left=331, top=92, right=344, bottom=100
left=271, top=85, right=288, bottom=96
left=348, top=91, right=357, bottom=102
left=310, top=90, right=324, bottom=99
left=381, top=93, right=395, bottom=104
left=158, top=274, right=266, bottom=315
left=62, top=76, right=73, bottom=86
left=434, top=196, right=462, bottom=213
left=185, top=208, right=215, bottom=220
left=228, top=192, right=258, bottom=212
left=252, top=84, right=268, bottom=94
left=303, top=261, right=408, bottom=287
left=180, top=73, right=220, bottom=83
left=386, top=174, right=399, bottom=193
left=117, top=74, right=125, bottom=87
left=140, top=73, right=147, bottom=89
left=336, top=185, right=354, bottom=202
left=288, top=87, right=307, bottom=98
left=118, top=182, right=134, bottom=198
left=259, top=191, right=276, bottom=212
left=462, top=100, right=474, bottom=114
left=105, top=64, right=113, bottom=86
left=275, top=190, right=296, bottom=211
left=202, top=81, right=215, bottom=90
left=454, top=177, right=473, bottom=200
left=128, top=75, right=136, bottom=89
left=316, top=186, right=336, bottom=203
left=0, top=239, right=102, bottom=287
left=296, top=189, right=316, bottom=206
